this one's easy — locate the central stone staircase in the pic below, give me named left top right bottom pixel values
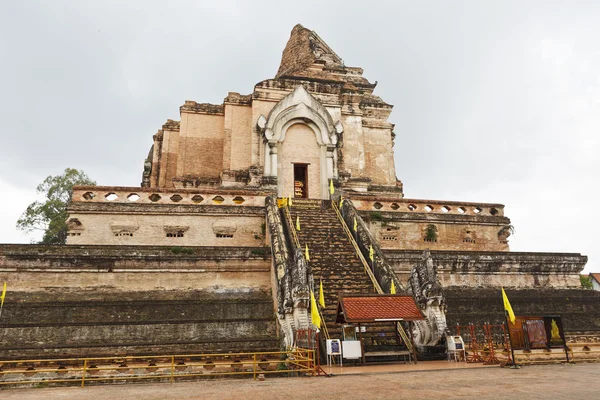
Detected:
left=286, top=199, right=400, bottom=349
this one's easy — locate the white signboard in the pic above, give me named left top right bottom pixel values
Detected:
left=342, top=340, right=362, bottom=359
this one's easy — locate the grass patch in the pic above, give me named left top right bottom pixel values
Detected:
left=169, top=246, right=194, bottom=255
left=370, top=211, right=383, bottom=221
left=251, top=248, right=269, bottom=256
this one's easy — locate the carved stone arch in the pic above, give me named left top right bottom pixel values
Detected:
left=264, top=85, right=337, bottom=144
left=260, top=85, right=342, bottom=199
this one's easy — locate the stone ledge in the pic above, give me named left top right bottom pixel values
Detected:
left=180, top=101, right=224, bottom=115
left=72, top=185, right=272, bottom=195
left=384, top=249, right=588, bottom=261
left=0, top=339, right=280, bottom=360
left=0, top=245, right=272, bottom=263
left=385, top=249, right=587, bottom=277
left=2, top=317, right=276, bottom=329
left=361, top=210, right=510, bottom=224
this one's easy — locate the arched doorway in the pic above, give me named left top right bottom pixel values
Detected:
left=279, top=123, right=322, bottom=199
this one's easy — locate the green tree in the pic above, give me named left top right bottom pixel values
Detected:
left=16, top=168, right=95, bottom=244
left=580, top=275, right=593, bottom=290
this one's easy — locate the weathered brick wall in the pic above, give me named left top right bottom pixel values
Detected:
left=158, top=125, right=180, bottom=188
left=0, top=245, right=278, bottom=359
left=340, top=115, right=365, bottom=179
left=361, top=125, right=396, bottom=186
left=384, top=249, right=586, bottom=289
left=177, top=110, right=225, bottom=179
left=224, top=104, right=254, bottom=171
left=445, top=288, right=600, bottom=332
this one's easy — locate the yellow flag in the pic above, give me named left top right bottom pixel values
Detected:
left=0, top=282, right=6, bottom=308
left=353, top=217, right=357, bottom=232
left=390, top=280, right=396, bottom=294
left=310, top=290, right=321, bottom=329
left=329, top=179, right=335, bottom=195
left=305, top=244, right=310, bottom=261
left=288, top=195, right=292, bottom=207
left=369, top=245, right=374, bottom=261
left=296, top=215, right=300, bottom=231
left=551, top=319, right=560, bottom=341
left=502, top=287, right=516, bottom=325
left=319, top=279, right=326, bottom=308
left=339, top=197, right=343, bottom=208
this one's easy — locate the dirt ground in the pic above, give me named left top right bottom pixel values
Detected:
left=3, top=363, right=600, bottom=400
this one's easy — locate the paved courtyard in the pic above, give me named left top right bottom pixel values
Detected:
left=3, top=363, right=599, bottom=400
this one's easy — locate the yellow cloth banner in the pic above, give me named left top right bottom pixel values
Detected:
left=288, top=195, right=292, bottom=207
left=1, top=282, right=6, bottom=308
left=502, top=287, right=516, bottom=324
left=329, top=179, right=335, bottom=195
left=305, top=244, right=310, bottom=261
left=319, top=279, right=326, bottom=308
left=339, top=197, right=343, bottom=208
left=369, top=245, right=374, bottom=261
left=310, top=290, right=321, bottom=329
left=353, top=217, right=357, bottom=232
left=296, top=215, right=300, bottom=231
left=390, top=281, right=396, bottom=294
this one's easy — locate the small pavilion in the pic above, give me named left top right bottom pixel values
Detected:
left=336, top=294, right=425, bottom=364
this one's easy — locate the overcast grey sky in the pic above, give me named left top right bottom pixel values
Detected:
left=0, top=1, right=598, bottom=272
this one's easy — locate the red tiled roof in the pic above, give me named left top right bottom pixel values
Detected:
left=589, top=273, right=600, bottom=284
left=336, top=295, right=425, bottom=324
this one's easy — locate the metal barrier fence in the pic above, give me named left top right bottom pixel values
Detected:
left=0, top=348, right=315, bottom=387
left=455, top=324, right=600, bottom=365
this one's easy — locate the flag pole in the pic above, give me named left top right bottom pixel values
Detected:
left=504, top=311, right=517, bottom=367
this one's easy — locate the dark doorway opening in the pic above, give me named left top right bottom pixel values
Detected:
left=294, top=164, right=308, bottom=198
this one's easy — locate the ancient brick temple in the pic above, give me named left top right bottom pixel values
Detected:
left=0, top=25, right=595, bottom=359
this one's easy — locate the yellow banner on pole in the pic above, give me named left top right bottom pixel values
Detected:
left=390, top=281, right=396, bottom=294
left=305, top=244, right=310, bottom=261
left=310, top=290, right=321, bottom=329
left=0, top=282, right=6, bottom=308
left=502, top=287, right=516, bottom=325
left=369, top=245, right=374, bottom=261
left=329, top=179, right=335, bottom=195
left=319, top=279, right=326, bottom=308
left=296, top=215, right=300, bottom=231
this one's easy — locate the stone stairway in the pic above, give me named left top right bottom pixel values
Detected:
left=287, top=199, right=398, bottom=345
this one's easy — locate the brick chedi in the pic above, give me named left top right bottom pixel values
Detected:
left=68, top=24, right=517, bottom=258
left=142, top=24, right=399, bottom=195
left=0, top=24, right=595, bottom=360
